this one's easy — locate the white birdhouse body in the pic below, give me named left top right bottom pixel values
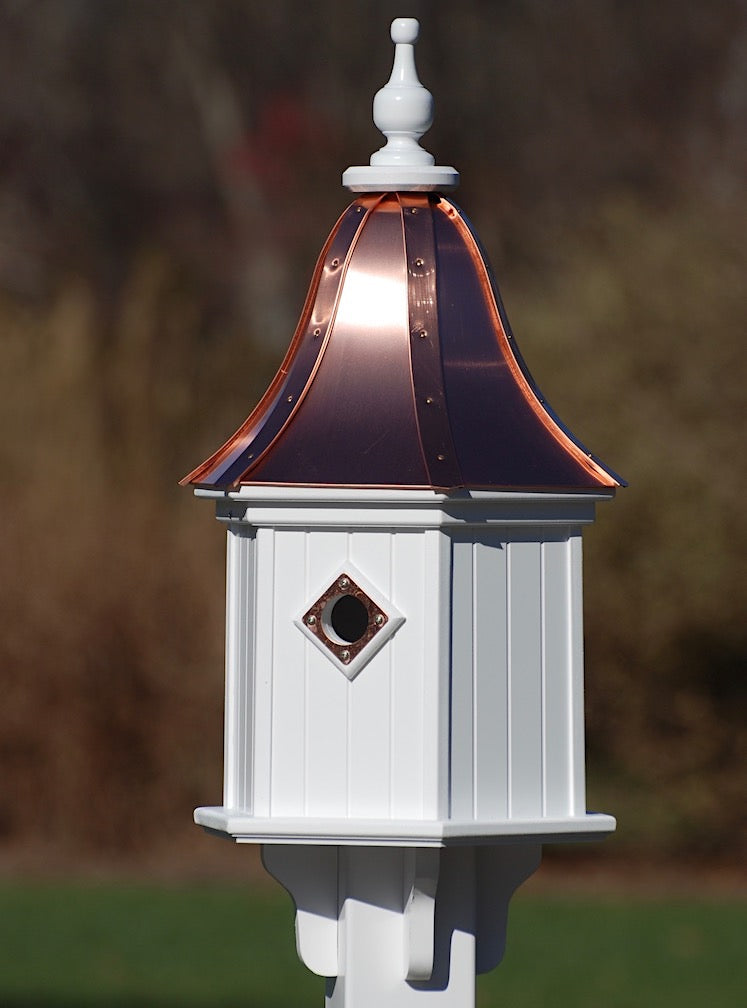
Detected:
left=194, top=487, right=614, bottom=846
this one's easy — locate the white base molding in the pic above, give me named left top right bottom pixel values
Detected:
left=195, top=807, right=616, bottom=846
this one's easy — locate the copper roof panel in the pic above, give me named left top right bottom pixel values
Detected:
left=247, top=195, right=428, bottom=487
left=432, top=200, right=620, bottom=489
left=182, top=198, right=380, bottom=488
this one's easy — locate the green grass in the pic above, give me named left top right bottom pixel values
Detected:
left=479, top=896, right=745, bottom=1008
left=0, top=882, right=743, bottom=1007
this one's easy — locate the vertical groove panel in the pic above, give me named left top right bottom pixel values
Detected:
left=472, top=540, right=478, bottom=819
left=348, top=531, right=393, bottom=816
left=569, top=533, right=587, bottom=816
left=223, top=528, right=236, bottom=808
left=302, top=534, right=310, bottom=814
left=271, top=529, right=308, bottom=815
left=252, top=527, right=275, bottom=816
left=304, top=531, right=350, bottom=816
left=238, top=529, right=255, bottom=810
left=473, top=535, right=509, bottom=819
left=449, top=535, right=474, bottom=819
left=540, top=541, right=547, bottom=816
left=345, top=531, right=352, bottom=817
left=224, top=526, right=253, bottom=809
left=427, top=529, right=452, bottom=819
left=542, top=533, right=573, bottom=816
left=506, top=543, right=512, bottom=816
left=390, top=530, right=428, bottom=818
left=507, top=538, right=543, bottom=818
left=388, top=533, right=395, bottom=819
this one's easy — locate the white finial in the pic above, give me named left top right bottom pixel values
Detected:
left=343, top=18, right=459, bottom=192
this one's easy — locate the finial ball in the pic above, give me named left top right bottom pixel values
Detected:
left=390, top=18, right=419, bottom=44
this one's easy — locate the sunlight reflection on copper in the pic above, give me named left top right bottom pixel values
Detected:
left=335, top=266, right=408, bottom=335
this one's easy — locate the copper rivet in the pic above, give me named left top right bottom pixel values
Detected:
left=306, top=614, right=317, bottom=626
left=356, top=206, right=363, bottom=213
left=410, top=208, right=418, bottom=214
left=425, top=397, right=433, bottom=405
left=313, top=327, right=321, bottom=337
left=414, top=257, right=424, bottom=267
left=287, top=395, right=293, bottom=403
left=340, top=649, right=351, bottom=662
left=419, top=329, right=427, bottom=339
left=437, top=454, right=446, bottom=461
left=331, top=258, right=340, bottom=268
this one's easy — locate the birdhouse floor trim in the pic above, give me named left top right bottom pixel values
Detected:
left=193, top=808, right=616, bottom=846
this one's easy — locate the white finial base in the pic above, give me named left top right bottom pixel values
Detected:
left=343, top=18, right=459, bottom=192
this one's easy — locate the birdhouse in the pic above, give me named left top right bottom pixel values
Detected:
left=183, top=19, right=624, bottom=1007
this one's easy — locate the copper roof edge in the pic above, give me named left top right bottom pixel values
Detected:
left=192, top=482, right=618, bottom=496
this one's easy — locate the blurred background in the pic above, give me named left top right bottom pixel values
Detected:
left=0, top=0, right=744, bottom=887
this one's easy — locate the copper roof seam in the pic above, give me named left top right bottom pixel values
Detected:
left=396, top=191, right=431, bottom=487
left=444, top=201, right=623, bottom=489
left=400, top=192, right=463, bottom=490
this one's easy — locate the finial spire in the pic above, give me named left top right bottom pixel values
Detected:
left=343, top=18, right=459, bottom=192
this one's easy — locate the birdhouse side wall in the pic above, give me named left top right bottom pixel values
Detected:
left=448, top=527, right=586, bottom=822
left=222, top=521, right=451, bottom=821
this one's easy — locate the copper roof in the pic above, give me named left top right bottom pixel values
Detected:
left=182, top=192, right=624, bottom=492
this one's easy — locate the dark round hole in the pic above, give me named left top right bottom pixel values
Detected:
left=329, top=594, right=369, bottom=644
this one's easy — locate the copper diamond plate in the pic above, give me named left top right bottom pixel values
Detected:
left=301, top=573, right=387, bottom=667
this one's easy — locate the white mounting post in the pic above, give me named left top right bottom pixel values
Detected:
left=263, top=844, right=541, bottom=1007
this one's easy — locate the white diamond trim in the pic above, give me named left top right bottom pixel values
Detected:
left=294, top=562, right=405, bottom=681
